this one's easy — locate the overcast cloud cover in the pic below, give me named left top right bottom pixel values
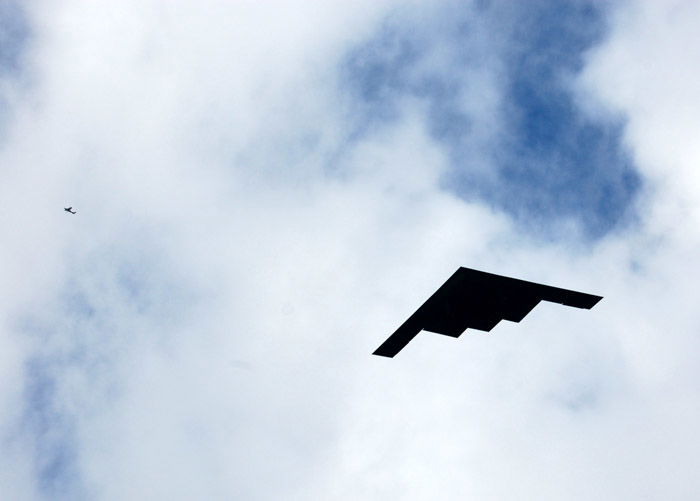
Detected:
left=1, top=0, right=699, bottom=499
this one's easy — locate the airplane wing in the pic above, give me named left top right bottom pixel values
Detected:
left=373, top=267, right=602, bottom=358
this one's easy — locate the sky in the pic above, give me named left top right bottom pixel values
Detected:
left=0, top=0, right=699, bottom=499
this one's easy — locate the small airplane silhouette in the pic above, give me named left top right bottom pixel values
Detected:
left=64, top=207, right=76, bottom=214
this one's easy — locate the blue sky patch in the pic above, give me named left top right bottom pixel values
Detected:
left=23, top=358, right=87, bottom=500
left=342, top=0, right=640, bottom=240
left=0, top=1, right=30, bottom=141
left=0, top=1, right=29, bottom=76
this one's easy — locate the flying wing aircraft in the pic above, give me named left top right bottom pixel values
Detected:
left=373, top=267, right=602, bottom=357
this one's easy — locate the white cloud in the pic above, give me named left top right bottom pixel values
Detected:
left=1, top=1, right=700, bottom=499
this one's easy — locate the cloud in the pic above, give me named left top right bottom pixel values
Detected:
left=342, top=0, right=640, bottom=239
left=0, top=1, right=699, bottom=499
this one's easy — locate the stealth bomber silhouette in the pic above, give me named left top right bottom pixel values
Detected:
left=374, top=267, right=602, bottom=357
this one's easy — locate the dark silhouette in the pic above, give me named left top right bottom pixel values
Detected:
left=64, top=207, right=76, bottom=214
left=374, top=267, right=602, bottom=357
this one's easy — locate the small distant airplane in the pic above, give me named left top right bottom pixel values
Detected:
left=64, top=207, right=76, bottom=214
